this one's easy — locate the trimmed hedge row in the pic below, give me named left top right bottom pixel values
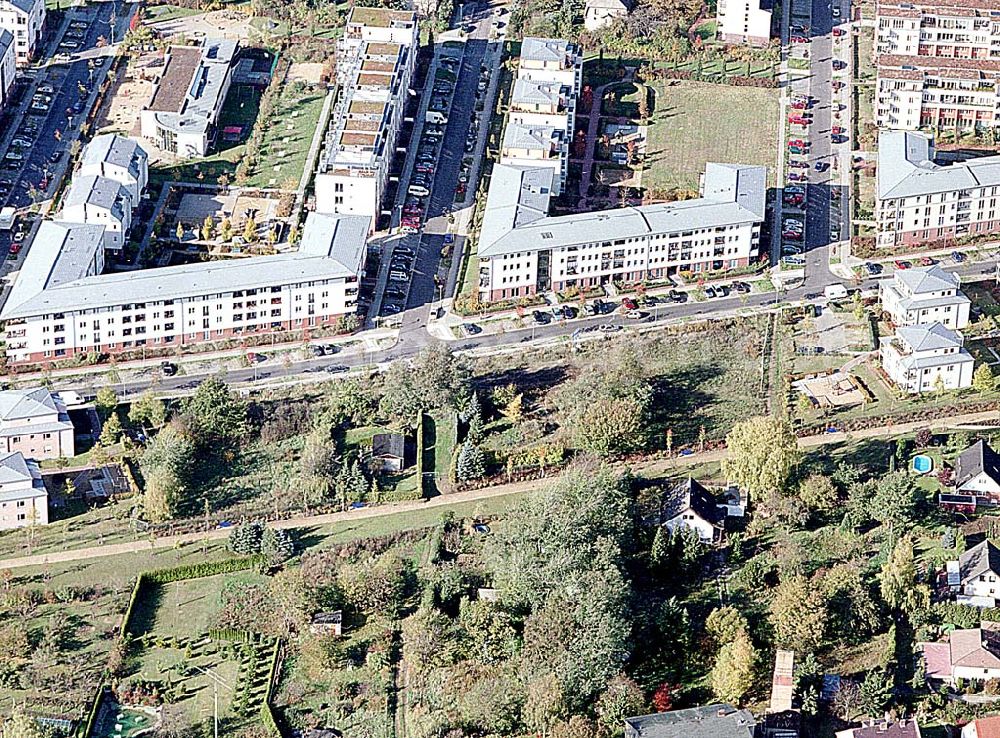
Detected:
left=75, top=684, right=108, bottom=738
left=416, top=411, right=426, bottom=499
left=259, top=639, right=283, bottom=737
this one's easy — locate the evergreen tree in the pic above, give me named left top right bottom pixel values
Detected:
left=227, top=521, right=265, bottom=555
left=974, top=362, right=996, bottom=394
left=456, top=441, right=486, bottom=481
left=261, top=527, right=295, bottom=564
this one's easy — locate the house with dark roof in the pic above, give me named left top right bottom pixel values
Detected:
left=835, top=719, right=921, bottom=738
left=371, top=432, right=407, bottom=472
left=661, top=478, right=728, bottom=544
left=309, top=611, right=343, bottom=637
left=952, top=540, right=1000, bottom=607
left=624, top=704, right=755, bottom=738
left=922, top=621, right=1000, bottom=683
left=955, top=440, right=1000, bottom=501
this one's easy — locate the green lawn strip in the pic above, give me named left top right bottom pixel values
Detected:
left=245, top=90, right=325, bottom=189
left=144, top=4, right=203, bottom=22
left=431, top=412, right=457, bottom=491
left=646, top=81, right=778, bottom=192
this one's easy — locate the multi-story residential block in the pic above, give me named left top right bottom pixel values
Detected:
left=61, top=174, right=134, bottom=252
left=1, top=212, right=368, bottom=365
left=716, top=0, right=772, bottom=46
left=314, top=7, right=418, bottom=229
left=79, top=134, right=149, bottom=201
left=0, top=30, right=15, bottom=110
left=517, top=37, right=582, bottom=88
left=879, top=321, right=975, bottom=393
left=500, top=124, right=566, bottom=192
left=0, top=451, right=46, bottom=530
left=878, top=263, right=971, bottom=328
left=0, top=0, right=44, bottom=66
left=874, top=0, right=1000, bottom=131
left=477, top=162, right=765, bottom=302
left=0, top=387, right=75, bottom=459
left=876, top=129, right=1000, bottom=247
left=583, top=0, right=629, bottom=30
left=140, top=39, right=238, bottom=157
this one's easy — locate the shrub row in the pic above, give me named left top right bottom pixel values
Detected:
left=258, top=639, right=284, bottom=736
left=416, top=411, right=426, bottom=499
left=75, top=685, right=108, bottom=738
left=208, top=628, right=256, bottom=643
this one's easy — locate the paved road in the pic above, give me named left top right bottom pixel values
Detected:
left=3, top=407, right=997, bottom=570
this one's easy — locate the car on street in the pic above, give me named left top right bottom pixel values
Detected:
left=788, top=116, right=810, bottom=126
left=788, top=139, right=807, bottom=147
left=918, top=256, right=935, bottom=266
left=831, top=134, right=848, bottom=144
left=325, top=365, right=349, bottom=373
left=733, top=281, right=751, bottom=294
left=782, top=244, right=803, bottom=255
left=621, top=297, right=638, bottom=311
left=408, top=185, right=430, bottom=197
left=532, top=310, right=550, bottom=324
left=832, top=5, right=841, bottom=16
left=790, top=35, right=809, bottom=43
left=832, top=80, right=845, bottom=91
left=894, top=260, right=911, bottom=270
left=382, top=303, right=402, bottom=315
left=788, top=161, right=809, bottom=169
left=951, top=250, right=965, bottom=262
left=49, top=150, right=63, bottom=164
left=160, top=361, right=178, bottom=377
left=831, top=126, right=845, bottom=135
left=864, top=262, right=882, bottom=276
left=10, top=137, right=31, bottom=149
left=8, top=242, right=20, bottom=255
left=783, top=228, right=803, bottom=241
left=58, top=40, right=80, bottom=50
left=832, top=60, right=847, bottom=70
left=462, top=323, right=482, bottom=336
left=704, top=286, right=717, bottom=299
left=788, top=173, right=808, bottom=182
left=788, top=146, right=806, bottom=155
left=833, top=27, right=845, bottom=36
left=667, top=289, right=688, bottom=303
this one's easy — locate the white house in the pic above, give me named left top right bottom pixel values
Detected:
left=661, top=477, right=728, bottom=544
left=879, top=322, right=975, bottom=394
left=0, top=0, right=44, bottom=66
left=60, top=174, right=134, bottom=252
left=951, top=540, right=1000, bottom=607
left=879, top=264, right=970, bottom=330
left=962, top=716, right=1000, bottom=738
left=583, top=0, right=629, bottom=31
left=716, top=0, right=772, bottom=46
left=0, top=387, right=75, bottom=459
left=79, top=134, right=149, bottom=202
left=0, top=29, right=15, bottom=111
left=500, top=123, right=566, bottom=194
left=954, top=440, right=1000, bottom=501
left=0, top=451, right=46, bottom=530
left=923, top=622, right=1000, bottom=683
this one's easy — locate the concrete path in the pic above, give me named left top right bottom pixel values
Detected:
left=2, top=408, right=998, bottom=571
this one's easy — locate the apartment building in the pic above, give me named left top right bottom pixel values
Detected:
left=584, top=0, right=629, bottom=30
left=716, top=0, right=773, bottom=46
left=0, top=387, right=75, bottom=459
left=1, top=212, right=369, bottom=365
left=477, top=162, right=766, bottom=302
left=876, top=129, right=1000, bottom=247
left=314, top=7, right=417, bottom=229
left=140, top=39, right=238, bottom=157
left=0, top=451, right=46, bottom=530
left=0, top=30, right=15, bottom=110
left=502, top=38, right=582, bottom=196
left=79, top=134, right=149, bottom=201
left=0, top=0, right=44, bottom=66
left=879, top=263, right=971, bottom=328
left=875, top=0, right=1000, bottom=131
left=61, top=174, right=134, bottom=252
left=879, top=321, right=975, bottom=393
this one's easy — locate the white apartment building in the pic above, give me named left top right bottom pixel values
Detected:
left=0, top=387, right=75, bottom=459
left=0, top=451, right=46, bottom=530
left=477, top=162, right=766, bottom=302
left=79, top=134, right=149, bottom=202
left=877, top=129, right=1000, bottom=247
left=500, top=124, right=566, bottom=192
left=878, top=263, right=970, bottom=328
left=584, top=0, right=629, bottom=30
left=875, top=0, right=1000, bottom=131
left=0, top=30, right=15, bottom=111
left=717, top=0, right=773, bottom=46
left=140, top=39, right=238, bottom=158
left=1, top=212, right=369, bottom=366
left=314, top=8, right=417, bottom=229
left=0, top=0, right=44, bottom=66
left=879, top=321, right=975, bottom=393
left=61, top=174, right=134, bottom=252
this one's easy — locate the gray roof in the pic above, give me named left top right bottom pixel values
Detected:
left=502, top=123, right=560, bottom=151
left=959, top=538, right=1000, bottom=582
left=479, top=163, right=765, bottom=257
left=1, top=214, right=370, bottom=320
left=895, top=264, right=961, bottom=294
left=512, top=78, right=565, bottom=107
left=878, top=129, right=1000, bottom=200
left=478, top=164, right=553, bottom=254
left=0, top=29, right=13, bottom=62
left=520, top=37, right=572, bottom=64
left=661, top=477, right=725, bottom=526
left=1, top=0, right=37, bottom=15
left=896, top=322, right=964, bottom=352
left=586, top=0, right=629, bottom=9
left=149, top=39, right=237, bottom=136
left=81, top=134, right=147, bottom=181
left=0, top=387, right=61, bottom=422
left=372, top=432, right=405, bottom=459
left=63, top=174, right=130, bottom=219
left=955, top=439, right=1000, bottom=490
left=624, top=704, right=755, bottom=738
left=0, top=452, right=34, bottom=485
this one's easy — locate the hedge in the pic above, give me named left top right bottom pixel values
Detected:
left=416, top=411, right=426, bottom=499
left=75, top=684, right=107, bottom=738
left=208, top=628, right=257, bottom=643
left=259, top=639, right=284, bottom=737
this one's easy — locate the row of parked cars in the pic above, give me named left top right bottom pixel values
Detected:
left=381, top=245, right=416, bottom=315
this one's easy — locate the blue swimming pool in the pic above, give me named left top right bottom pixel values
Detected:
left=912, top=455, right=933, bottom=474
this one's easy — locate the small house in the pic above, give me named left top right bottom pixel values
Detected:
left=624, top=704, right=755, bottom=738
left=922, top=621, right=1000, bottom=683
left=954, top=440, right=1000, bottom=502
left=661, top=478, right=727, bottom=544
left=584, top=0, right=629, bottom=30
left=951, top=540, right=1000, bottom=607
left=371, top=433, right=407, bottom=473
left=309, top=611, right=343, bottom=637
left=835, top=719, right=921, bottom=738
left=962, top=716, right=1000, bottom=738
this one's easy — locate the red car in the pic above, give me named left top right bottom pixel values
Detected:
left=790, top=35, right=809, bottom=43
left=783, top=229, right=803, bottom=241
left=621, top=297, right=638, bottom=311
left=919, top=256, right=935, bottom=266
left=790, top=101, right=807, bottom=110
left=831, top=126, right=845, bottom=135
left=788, top=139, right=806, bottom=147
left=894, top=260, right=911, bottom=270
left=8, top=243, right=20, bottom=255
left=833, top=27, right=845, bottom=36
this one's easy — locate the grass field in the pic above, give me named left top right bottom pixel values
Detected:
left=144, top=4, right=203, bottom=22
left=646, top=81, right=779, bottom=191
left=136, top=571, right=268, bottom=638
left=245, top=88, right=326, bottom=190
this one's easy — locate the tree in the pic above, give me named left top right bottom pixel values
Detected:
left=706, top=605, right=748, bottom=647
left=500, top=392, right=523, bottom=423
left=228, top=521, right=265, bottom=555
left=261, top=527, right=295, bottom=564
left=175, top=221, right=185, bottom=241
left=243, top=216, right=258, bottom=243
left=220, top=217, right=233, bottom=241
left=99, top=413, right=123, bottom=446
left=870, top=471, right=916, bottom=529
left=463, top=391, right=484, bottom=443
left=879, top=535, right=927, bottom=613
left=128, top=392, right=166, bottom=430
left=859, top=667, right=893, bottom=716
left=769, top=574, right=827, bottom=652
left=523, top=672, right=567, bottom=735
left=797, top=473, right=837, bottom=515
left=201, top=215, right=215, bottom=241
left=573, top=396, right=647, bottom=457
left=95, top=386, right=118, bottom=420
left=181, top=376, right=247, bottom=448
left=456, top=441, right=486, bottom=481
left=710, top=631, right=757, bottom=705
left=1, top=707, right=46, bottom=738
left=379, top=345, right=469, bottom=423
left=139, top=424, right=195, bottom=522
left=723, top=416, right=800, bottom=498
left=595, top=675, right=646, bottom=737
left=298, top=428, right=338, bottom=504
left=974, top=362, right=996, bottom=394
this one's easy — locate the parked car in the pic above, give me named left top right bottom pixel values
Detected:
left=788, top=146, right=806, bottom=155
left=894, top=260, right=911, bottom=269
left=865, top=262, right=883, bottom=276
left=833, top=26, right=845, bottom=36
left=408, top=185, right=430, bottom=197
left=951, top=250, right=965, bottom=262
left=621, top=296, right=638, bottom=311
left=531, top=310, right=550, bottom=324
left=788, top=139, right=807, bottom=147
left=790, top=35, right=809, bottom=43
left=788, top=173, right=808, bottom=182
left=704, top=286, right=717, bottom=299
left=788, top=116, right=810, bottom=126
left=160, top=361, right=177, bottom=377
left=733, top=281, right=751, bottom=294
left=918, top=256, right=935, bottom=266
left=788, top=161, right=809, bottom=169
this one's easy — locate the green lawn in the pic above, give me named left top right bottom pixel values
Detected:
left=245, top=88, right=326, bottom=190
left=144, top=4, right=203, bottom=22
left=646, top=81, right=779, bottom=192
left=149, top=148, right=242, bottom=189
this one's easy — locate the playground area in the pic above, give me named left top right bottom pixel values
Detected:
left=794, top=371, right=868, bottom=410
